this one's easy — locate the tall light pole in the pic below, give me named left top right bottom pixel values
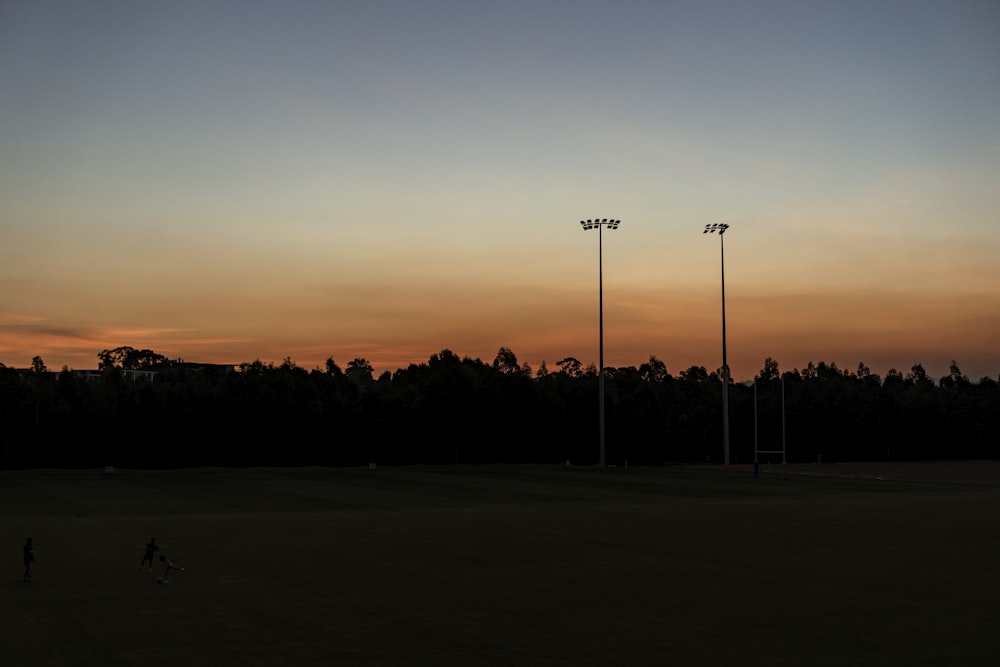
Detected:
left=704, top=223, right=731, bottom=465
left=580, top=218, right=620, bottom=467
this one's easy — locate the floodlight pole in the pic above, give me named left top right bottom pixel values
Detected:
left=580, top=218, right=620, bottom=467
left=704, top=223, right=731, bottom=465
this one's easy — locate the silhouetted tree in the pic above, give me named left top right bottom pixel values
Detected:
left=31, top=356, right=47, bottom=374
left=639, top=356, right=669, bottom=384
left=757, top=357, right=780, bottom=382
left=324, top=357, right=343, bottom=376
left=492, top=347, right=521, bottom=375
left=556, top=357, right=584, bottom=378
left=97, top=346, right=167, bottom=370
left=346, top=358, right=374, bottom=385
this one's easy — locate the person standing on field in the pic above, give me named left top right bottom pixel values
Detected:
left=23, top=538, right=34, bottom=581
left=140, top=538, right=158, bottom=572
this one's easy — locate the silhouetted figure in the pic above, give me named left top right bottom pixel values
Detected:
left=23, top=538, right=34, bottom=581
left=158, top=555, right=184, bottom=583
left=140, top=538, right=158, bottom=572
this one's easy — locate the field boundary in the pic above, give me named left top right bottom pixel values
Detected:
left=749, top=459, right=1000, bottom=486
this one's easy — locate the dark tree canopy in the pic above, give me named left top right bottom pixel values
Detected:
left=97, top=346, right=168, bottom=370
left=1, top=347, right=997, bottom=470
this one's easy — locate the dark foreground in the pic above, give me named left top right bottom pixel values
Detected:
left=2, top=464, right=999, bottom=666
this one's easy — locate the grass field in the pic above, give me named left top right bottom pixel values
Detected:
left=2, top=464, right=999, bottom=666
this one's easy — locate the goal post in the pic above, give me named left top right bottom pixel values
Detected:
left=754, top=377, right=786, bottom=476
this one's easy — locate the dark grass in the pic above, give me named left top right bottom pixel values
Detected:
left=2, top=465, right=999, bottom=666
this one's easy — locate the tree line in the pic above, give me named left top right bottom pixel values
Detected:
left=0, top=347, right=996, bottom=469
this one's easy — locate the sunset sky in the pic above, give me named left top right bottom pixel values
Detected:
left=2, top=0, right=999, bottom=381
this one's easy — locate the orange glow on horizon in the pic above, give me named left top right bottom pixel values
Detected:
left=4, top=280, right=997, bottom=382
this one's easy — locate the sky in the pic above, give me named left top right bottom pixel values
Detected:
left=1, top=0, right=999, bottom=382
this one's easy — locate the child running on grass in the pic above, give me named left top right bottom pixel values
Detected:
left=158, top=554, right=185, bottom=583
